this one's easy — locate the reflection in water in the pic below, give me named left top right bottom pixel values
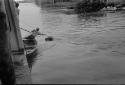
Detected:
left=19, top=1, right=125, bottom=84
left=78, top=11, right=106, bottom=19
left=77, top=12, right=106, bottom=28
left=26, top=49, right=38, bottom=70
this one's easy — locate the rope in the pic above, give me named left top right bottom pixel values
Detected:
left=20, top=22, right=45, bottom=35
left=19, top=20, right=50, bottom=36
left=19, top=27, right=32, bottom=33
left=19, top=27, right=47, bottom=36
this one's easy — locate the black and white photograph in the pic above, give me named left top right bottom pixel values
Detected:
left=0, top=0, right=125, bottom=84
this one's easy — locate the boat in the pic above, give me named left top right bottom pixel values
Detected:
left=23, top=34, right=39, bottom=70
left=23, top=34, right=37, bottom=55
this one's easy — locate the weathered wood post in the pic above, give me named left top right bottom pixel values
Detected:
left=4, top=0, right=32, bottom=84
left=0, top=0, right=32, bottom=84
left=0, top=0, right=16, bottom=84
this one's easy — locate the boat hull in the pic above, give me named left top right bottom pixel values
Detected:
left=23, top=35, right=37, bottom=55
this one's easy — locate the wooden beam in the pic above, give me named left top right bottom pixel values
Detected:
left=0, top=0, right=16, bottom=84
left=1, top=0, right=32, bottom=84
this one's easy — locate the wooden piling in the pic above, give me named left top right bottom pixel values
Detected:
left=0, top=0, right=32, bottom=84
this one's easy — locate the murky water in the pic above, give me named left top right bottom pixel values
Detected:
left=19, top=1, right=125, bottom=84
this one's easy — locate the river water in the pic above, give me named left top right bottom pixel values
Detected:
left=19, top=1, right=125, bottom=84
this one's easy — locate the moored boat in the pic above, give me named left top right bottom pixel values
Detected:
left=23, top=28, right=42, bottom=55
left=23, top=34, right=37, bottom=55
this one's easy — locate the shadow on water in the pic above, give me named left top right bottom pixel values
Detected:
left=26, top=49, right=39, bottom=70
left=23, top=36, right=39, bottom=70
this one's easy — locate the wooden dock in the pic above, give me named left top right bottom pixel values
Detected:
left=0, top=0, right=32, bottom=84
